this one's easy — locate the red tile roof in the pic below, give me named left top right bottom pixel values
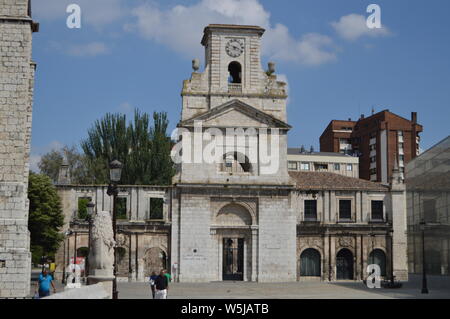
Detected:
left=289, top=171, right=389, bottom=191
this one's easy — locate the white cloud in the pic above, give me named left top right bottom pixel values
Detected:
left=331, top=14, right=390, bottom=41
left=32, top=0, right=126, bottom=28
left=66, top=42, right=110, bottom=57
left=117, top=102, right=134, bottom=114
left=263, top=25, right=337, bottom=65
left=127, top=0, right=337, bottom=66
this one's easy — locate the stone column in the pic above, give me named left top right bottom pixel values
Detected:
left=251, top=228, right=257, bottom=282
left=323, top=233, right=329, bottom=280
left=441, top=238, right=448, bottom=275
left=329, top=236, right=336, bottom=281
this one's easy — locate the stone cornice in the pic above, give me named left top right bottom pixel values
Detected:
left=0, top=16, right=39, bottom=32
left=181, top=91, right=288, bottom=100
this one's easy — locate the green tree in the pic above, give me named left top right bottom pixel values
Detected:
left=77, top=197, right=90, bottom=220
left=28, top=173, right=64, bottom=263
left=38, top=145, right=91, bottom=184
left=81, top=109, right=174, bottom=185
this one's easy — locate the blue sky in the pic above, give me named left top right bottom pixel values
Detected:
left=30, top=0, right=450, bottom=169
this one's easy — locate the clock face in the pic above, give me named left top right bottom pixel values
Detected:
left=226, top=39, right=244, bottom=58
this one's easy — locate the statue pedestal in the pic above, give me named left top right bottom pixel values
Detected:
left=88, top=270, right=114, bottom=299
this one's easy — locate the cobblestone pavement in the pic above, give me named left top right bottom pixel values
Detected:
left=117, top=275, right=450, bottom=299
left=29, top=271, right=450, bottom=299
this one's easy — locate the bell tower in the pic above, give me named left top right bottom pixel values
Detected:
left=181, top=24, right=288, bottom=123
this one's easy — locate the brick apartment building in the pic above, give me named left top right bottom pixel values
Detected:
left=320, top=110, right=423, bottom=183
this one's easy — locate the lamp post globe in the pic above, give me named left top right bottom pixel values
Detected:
left=87, top=201, right=95, bottom=217
left=109, top=160, right=123, bottom=183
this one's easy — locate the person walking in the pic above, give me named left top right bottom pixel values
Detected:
left=35, top=268, right=56, bottom=298
left=163, top=269, right=171, bottom=298
left=163, top=269, right=172, bottom=284
left=49, top=261, right=56, bottom=278
left=149, top=271, right=158, bottom=299
left=154, top=270, right=168, bottom=299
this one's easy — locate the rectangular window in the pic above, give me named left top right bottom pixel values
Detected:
left=423, top=199, right=437, bottom=223
left=300, top=162, right=310, bottom=171
left=339, top=200, right=352, bottom=220
left=370, top=156, right=376, bottom=163
left=315, top=163, right=328, bottom=170
left=334, top=163, right=340, bottom=171
left=398, top=131, right=404, bottom=137
left=371, top=200, right=384, bottom=220
left=288, top=161, right=298, bottom=170
left=77, top=197, right=92, bottom=220
left=149, top=198, right=164, bottom=220
left=304, top=200, right=317, bottom=221
left=346, top=164, right=353, bottom=171
left=116, top=197, right=128, bottom=220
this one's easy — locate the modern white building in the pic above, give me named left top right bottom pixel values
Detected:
left=287, top=149, right=359, bottom=178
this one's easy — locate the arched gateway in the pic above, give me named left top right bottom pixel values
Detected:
left=215, top=203, right=254, bottom=281
left=336, top=249, right=354, bottom=280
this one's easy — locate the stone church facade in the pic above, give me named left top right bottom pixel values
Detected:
left=55, top=24, right=409, bottom=284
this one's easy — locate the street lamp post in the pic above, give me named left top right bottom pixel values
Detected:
left=390, top=228, right=395, bottom=286
left=73, top=231, right=78, bottom=273
left=86, top=201, right=95, bottom=279
left=62, top=230, right=73, bottom=284
left=107, top=159, right=123, bottom=300
left=420, top=219, right=429, bottom=294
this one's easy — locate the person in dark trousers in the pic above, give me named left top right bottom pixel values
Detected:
left=35, top=268, right=56, bottom=298
left=154, top=269, right=168, bottom=299
left=149, top=271, right=158, bottom=299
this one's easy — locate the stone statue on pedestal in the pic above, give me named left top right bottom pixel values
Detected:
left=87, top=211, right=116, bottom=297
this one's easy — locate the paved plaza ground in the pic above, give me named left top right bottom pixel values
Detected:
left=30, top=271, right=450, bottom=299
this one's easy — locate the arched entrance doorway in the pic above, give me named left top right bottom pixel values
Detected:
left=215, top=203, right=253, bottom=281
left=336, top=249, right=354, bottom=280
left=300, top=248, right=321, bottom=277
left=143, top=247, right=167, bottom=277
left=368, top=249, right=387, bottom=277
left=426, top=249, right=441, bottom=275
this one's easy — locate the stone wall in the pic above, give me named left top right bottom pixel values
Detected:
left=54, top=185, right=171, bottom=283
left=0, top=0, right=35, bottom=298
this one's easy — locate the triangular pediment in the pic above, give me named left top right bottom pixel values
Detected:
left=179, top=100, right=291, bottom=129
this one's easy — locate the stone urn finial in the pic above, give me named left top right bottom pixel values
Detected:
left=268, top=61, right=276, bottom=75
left=192, top=59, right=200, bottom=72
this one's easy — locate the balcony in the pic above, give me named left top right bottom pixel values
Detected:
left=228, top=83, right=242, bottom=93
